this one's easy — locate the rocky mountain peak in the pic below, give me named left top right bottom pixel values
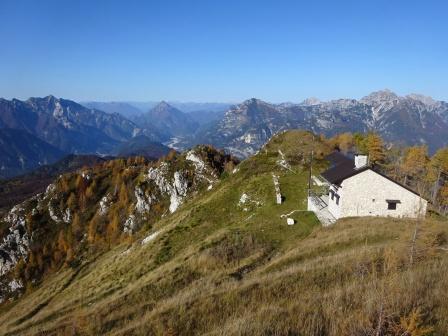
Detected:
left=242, top=98, right=266, bottom=105
left=326, top=98, right=359, bottom=109
left=237, top=98, right=274, bottom=111
left=156, top=100, right=171, bottom=108
left=407, top=93, right=438, bottom=107
left=150, top=101, right=179, bottom=115
left=301, top=97, right=321, bottom=106
left=28, top=95, right=59, bottom=105
left=360, top=89, right=399, bottom=105
left=224, top=99, right=277, bottom=120
left=135, top=100, right=198, bottom=138
left=45, top=94, right=57, bottom=102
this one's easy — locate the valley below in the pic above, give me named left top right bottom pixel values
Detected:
left=2, top=89, right=448, bottom=179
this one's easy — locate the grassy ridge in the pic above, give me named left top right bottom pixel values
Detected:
left=0, top=130, right=447, bottom=335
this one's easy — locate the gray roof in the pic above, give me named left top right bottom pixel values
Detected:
left=321, top=151, right=423, bottom=197
left=321, top=152, right=362, bottom=185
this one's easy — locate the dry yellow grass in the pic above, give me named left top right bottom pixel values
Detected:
left=0, top=217, right=447, bottom=335
left=0, top=131, right=447, bottom=335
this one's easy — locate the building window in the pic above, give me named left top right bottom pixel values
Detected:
left=386, top=200, right=400, bottom=210
left=330, top=190, right=334, bottom=200
left=335, top=194, right=340, bottom=205
left=388, top=202, right=397, bottom=210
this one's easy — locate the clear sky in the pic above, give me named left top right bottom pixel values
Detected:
left=1, top=0, right=447, bottom=102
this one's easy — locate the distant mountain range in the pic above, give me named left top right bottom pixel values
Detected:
left=82, top=101, right=231, bottom=125
left=0, top=128, right=65, bottom=179
left=133, top=101, right=199, bottom=140
left=0, top=95, right=159, bottom=154
left=198, top=90, right=448, bottom=157
left=0, top=96, right=166, bottom=177
left=82, top=101, right=143, bottom=119
left=1, top=90, right=447, bottom=177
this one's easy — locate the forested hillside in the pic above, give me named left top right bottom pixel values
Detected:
left=0, top=146, right=237, bottom=303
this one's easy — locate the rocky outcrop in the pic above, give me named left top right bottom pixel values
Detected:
left=186, top=150, right=216, bottom=185
left=0, top=205, right=29, bottom=277
left=98, top=194, right=111, bottom=216
left=147, top=163, right=189, bottom=213
left=0, top=205, right=29, bottom=302
left=135, top=187, right=152, bottom=213
left=123, top=215, right=137, bottom=234
left=63, top=208, right=72, bottom=224
left=238, top=193, right=262, bottom=212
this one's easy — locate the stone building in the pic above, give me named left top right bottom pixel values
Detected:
left=308, top=152, right=427, bottom=222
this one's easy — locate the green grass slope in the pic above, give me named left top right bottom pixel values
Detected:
left=0, top=130, right=447, bottom=335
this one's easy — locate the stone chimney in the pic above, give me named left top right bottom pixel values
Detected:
left=354, top=154, right=368, bottom=169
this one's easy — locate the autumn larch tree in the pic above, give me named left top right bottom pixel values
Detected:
left=428, top=147, right=448, bottom=209
left=401, top=145, right=428, bottom=185
left=366, top=132, right=385, bottom=164
left=353, top=133, right=368, bottom=154
left=337, top=132, right=354, bottom=153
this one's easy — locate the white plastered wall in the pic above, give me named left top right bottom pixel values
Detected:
left=336, top=169, right=427, bottom=218
left=328, top=184, right=341, bottom=219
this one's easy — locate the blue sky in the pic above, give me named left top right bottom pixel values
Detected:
left=1, top=0, right=447, bottom=102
